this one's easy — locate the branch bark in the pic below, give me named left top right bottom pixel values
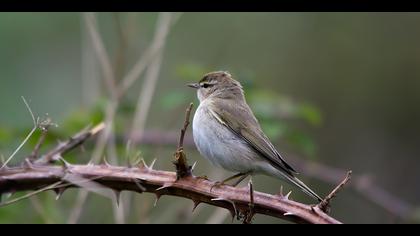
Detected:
left=0, top=164, right=341, bottom=224
left=126, top=130, right=413, bottom=221
left=0, top=104, right=345, bottom=224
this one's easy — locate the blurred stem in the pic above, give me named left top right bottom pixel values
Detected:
left=129, top=12, right=173, bottom=139
left=206, top=208, right=230, bottom=224
left=67, top=190, right=89, bottom=224
left=29, top=196, right=54, bottom=224
left=81, top=16, right=100, bottom=107
left=113, top=13, right=128, bottom=83
left=83, top=12, right=117, bottom=100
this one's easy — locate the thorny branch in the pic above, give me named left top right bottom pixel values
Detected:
left=0, top=165, right=343, bottom=224
left=316, top=171, right=352, bottom=213
left=0, top=104, right=348, bottom=224
left=126, top=130, right=414, bottom=221
left=173, top=103, right=194, bottom=179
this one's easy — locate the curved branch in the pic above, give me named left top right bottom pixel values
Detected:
left=0, top=164, right=341, bottom=224
left=0, top=104, right=346, bottom=224
left=126, top=130, right=413, bottom=221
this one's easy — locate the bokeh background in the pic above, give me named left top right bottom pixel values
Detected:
left=0, top=12, right=419, bottom=224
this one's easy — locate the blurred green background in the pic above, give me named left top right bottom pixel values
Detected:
left=1, top=12, right=420, bottom=224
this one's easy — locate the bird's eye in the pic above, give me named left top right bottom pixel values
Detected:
left=202, top=83, right=210, bottom=88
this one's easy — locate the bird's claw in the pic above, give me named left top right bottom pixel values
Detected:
left=210, top=181, right=224, bottom=192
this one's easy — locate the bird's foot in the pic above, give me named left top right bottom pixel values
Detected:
left=210, top=181, right=224, bottom=192
left=196, top=175, right=209, bottom=180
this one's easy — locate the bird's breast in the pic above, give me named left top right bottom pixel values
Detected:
left=192, top=103, right=257, bottom=172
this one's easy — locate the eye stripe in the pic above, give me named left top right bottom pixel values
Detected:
left=200, top=80, right=218, bottom=88
left=200, top=82, right=214, bottom=88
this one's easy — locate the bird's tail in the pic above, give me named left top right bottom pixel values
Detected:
left=280, top=172, right=323, bottom=202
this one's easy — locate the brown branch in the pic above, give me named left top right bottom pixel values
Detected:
left=0, top=164, right=341, bottom=224
left=178, top=103, right=193, bottom=149
left=317, top=171, right=352, bottom=213
left=27, top=128, right=48, bottom=162
left=0, top=105, right=345, bottom=224
left=35, top=123, right=105, bottom=165
left=125, top=130, right=414, bottom=221
left=243, top=179, right=255, bottom=224
left=173, top=103, right=194, bottom=180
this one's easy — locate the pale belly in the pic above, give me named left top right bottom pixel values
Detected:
left=192, top=104, right=262, bottom=173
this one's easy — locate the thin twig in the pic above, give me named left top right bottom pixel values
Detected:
left=119, top=13, right=181, bottom=96
left=129, top=12, right=174, bottom=140
left=36, top=123, right=105, bottom=165
left=83, top=12, right=117, bottom=99
left=243, top=179, right=255, bottom=224
left=29, top=196, right=54, bottom=224
left=66, top=108, right=113, bottom=224
left=178, top=103, right=194, bottom=149
left=121, top=12, right=177, bottom=224
left=317, top=170, right=352, bottom=213
left=173, top=103, right=194, bottom=179
left=0, top=97, right=38, bottom=169
left=0, top=181, right=63, bottom=207
left=28, top=127, right=49, bottom=162
left=67, top=190, right=89, bottom=224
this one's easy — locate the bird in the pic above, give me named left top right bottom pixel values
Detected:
left=187, top=71, right=322, bottom=202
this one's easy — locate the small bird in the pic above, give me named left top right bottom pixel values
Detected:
left=188, top=71, right=322, bottom=202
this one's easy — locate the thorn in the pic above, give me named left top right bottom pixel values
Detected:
left=134, top=179, right=146, bottom=192
left=285, top=191, right=292, bottom=200
left=57, top=155, right=70, bottom=170
left=211, top=197, right=238, bottom=220
left=191, top=161, right=197, bottom=172
left=211, top=197, right=225, bottom=201
left=153, top=193, right=162, bottom=207
left=113, top=190, right=121, bottom=207
left=23, top=158, right=34, bottom=169
left=153, top=198, right=159, bottom=207
left=141, top=158, right=148, bottom=168
left=278, top=185, right=284, bottom=196
left=53, top=187, right=66, bottom=200
left=130, top=151, right=142, bottom=167
left=137, top=158, right=147, bottom=169
left=283, top=212, right=294, bottom=216
left=229, top=209, right=236, bottom=223
left=148, top=158, right=157, bottom=170
left=156, top=183, right=173, bottom=191
left=192, top=199, right=201, bottom=212
left=103, top=156, right=112, bottom=167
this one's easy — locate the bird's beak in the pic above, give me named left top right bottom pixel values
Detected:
left=187, top=83, right=200, bottom=89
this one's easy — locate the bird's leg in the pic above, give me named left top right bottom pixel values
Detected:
left=211, top=172, right=250, bottom=191
left=231, top=172, right=250, bottom=187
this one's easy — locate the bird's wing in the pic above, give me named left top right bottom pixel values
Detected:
left=209, top=99, right=298, bottom=175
